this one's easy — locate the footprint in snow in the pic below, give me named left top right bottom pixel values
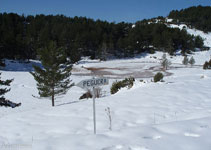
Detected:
left=142, top=135, right=162, bottom=140
left=184, top=133, right=200, bottom=137
left=200, top=125, right=209, bottom=129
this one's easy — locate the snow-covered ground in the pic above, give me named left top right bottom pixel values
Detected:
left=169, top=23, right=211, bottom=47
left=0, top=26, right=211, bottom=150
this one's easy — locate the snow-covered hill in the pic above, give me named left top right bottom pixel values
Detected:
left=169, top=23, right=211, bottom=47
left=0, top=26, right=211, bottom=150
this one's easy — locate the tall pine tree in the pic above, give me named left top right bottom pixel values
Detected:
left=0, top=74, right=13, bottom=102
left=0, top=58, right=13, bottom=104
left=31, top=41, right=74, bottom=107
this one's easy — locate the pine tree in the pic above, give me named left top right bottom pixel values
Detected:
left=0, top=73, right=13, bottom=102
left=0, top=58, right=5, bottom=67
left=162, top=53, right=167, bottom=60
left=189, top=56, right=195, bottom=66
left=31, top=41, right=74, bottom=107
left=182, top=56, right=189, bottom=65
left=68, top=40, right=81, bottom=64
left=161, top=54, right=171, bottom=71
left=99, top=41, right=108, bottom=61
left=0, top=58, right=13, bottom=103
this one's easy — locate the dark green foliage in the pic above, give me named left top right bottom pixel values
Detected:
left=0, top=12, right=204, bottom=61
left=194, top=36, right=204, bottom=48
left=154, top=72, right=164, bottom=82
left=31, top=41, right=74, bottom=106
left=0, top=59, right=5, bottom=67
left=0, top=58, right=16, bottom=107
left=110, top=77, right=135, bottom=94
left=0, top=73, right=13, bottom=102
left=126, top=23, right=203, bottom=55
left=0, top=99, right=21, bottom=108
left=110, top=82, right=121, bottom=95
left=203, top=59, right=211, bottom=69
left=169, top=6, right=211, bottom=32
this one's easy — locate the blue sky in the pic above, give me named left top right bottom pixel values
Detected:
left=1, top=0, right=211, bottom=22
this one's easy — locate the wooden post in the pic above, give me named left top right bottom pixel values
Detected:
left=93, top=87, right=96, bottom=134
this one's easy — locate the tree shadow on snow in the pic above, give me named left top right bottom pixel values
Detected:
left=56, top=100, right=80, bottom=107
left=1, top=59, right=42, bottom=72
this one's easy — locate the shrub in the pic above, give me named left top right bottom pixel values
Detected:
left=160, top=54, right=171, bottom=71
left=79, top=87, right=103, bottom=100
left=182, top=56, right=189, bottom=65
left=203, top=61, right=209, bottom=69
left=149, top=49, right=155, bottom=54
left=110, top=77, right=135, bottom=94
left=79, top=90, right=92, bottom=100
left=203, top=59, right=211, bottom=69
left=189, top=56, right=195, bottom=66
left=154, top=72, right=164, bottom=82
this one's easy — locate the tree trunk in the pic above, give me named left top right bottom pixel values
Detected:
left=52, top=87, right=55, bottom=107
left=52, top=95, right=54, bottom=107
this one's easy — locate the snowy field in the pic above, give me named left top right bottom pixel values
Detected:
left=0, top=26, right=211, bottom=150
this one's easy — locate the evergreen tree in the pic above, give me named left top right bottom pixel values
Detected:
left=189, top=56, right=195, bottom=66
left=165, top=39, right=174, bottom=55
left=182, top=56, right=189, bottom=65
left=194, top=36, right=204, bottom=48
left=169, top=6, right=211, bottom=32
left=0, top=58, right=5, bottom=67
left=98, top=41, right=108, bottom=61
left=66, top=40, right=81, bottom=64
left=161, top=54, right=171, bottom=71
left=31, top=41, right=74, bottom=107
left=0, top=58, right=13, bottom=103
left=0, top=12, right=205, bottom=60
left=0, top=73, right=13, bottom=102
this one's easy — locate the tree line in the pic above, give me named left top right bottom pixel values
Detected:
left=0, top=12, right=205, bottom=62
left=169, top=5, right=211, bottom=33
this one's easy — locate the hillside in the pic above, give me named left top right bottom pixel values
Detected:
left=168, top=5, right=211, bottom=32
left=0, top=7, right=208, bottom=62
left=0, top=25, right=211, bottom=150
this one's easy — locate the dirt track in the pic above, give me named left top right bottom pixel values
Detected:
left=72, top=65, right=173, bottom=79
